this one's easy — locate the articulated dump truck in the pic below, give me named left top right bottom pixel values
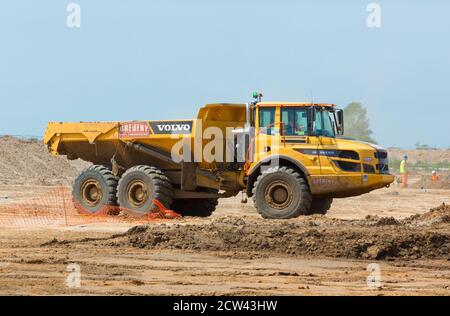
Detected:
left=44, top=96, right=394, bottom=219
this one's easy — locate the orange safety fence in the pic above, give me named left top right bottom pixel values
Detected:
left=0, top=185, right=180, bottom=228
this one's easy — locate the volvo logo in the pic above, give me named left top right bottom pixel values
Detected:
left=156, top=123, right=191, bottom=132
left=150, top=121, right=193, bottom=134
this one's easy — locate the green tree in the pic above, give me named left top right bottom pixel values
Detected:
left=343, top=102, right=377, bottom=144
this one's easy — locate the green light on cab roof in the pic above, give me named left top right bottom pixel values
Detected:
left=252, top=91, right=259, bottom=99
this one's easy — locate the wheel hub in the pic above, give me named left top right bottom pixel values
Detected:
left=81, top=180, right=103, bottom=206
left=127, top=180, right=149, bottom=207
left=264, top=180, right=293, bottom=209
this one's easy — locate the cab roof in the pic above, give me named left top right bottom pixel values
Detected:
left=257, top=102, right=336, bottom=107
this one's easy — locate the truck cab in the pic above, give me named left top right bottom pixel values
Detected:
left=247, top=101, right=395, bottom=214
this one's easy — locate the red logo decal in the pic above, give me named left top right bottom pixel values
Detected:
left=119, top=122, right=150, bottom=138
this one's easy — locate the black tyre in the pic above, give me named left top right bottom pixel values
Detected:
left=72, top=165, right=118, bottom=215
left=307, top=197, right=333, bottom=215
left=117, top=165, right=173, bottom=216
left=171, top=194, right=219, bottom=217
left=252, top=166, right=312, bottom=219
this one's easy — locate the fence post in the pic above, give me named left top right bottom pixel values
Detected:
left=60, top=184, right=68, bottom=226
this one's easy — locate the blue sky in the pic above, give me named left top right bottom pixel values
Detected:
left=0, top=0, right=449, bottom=148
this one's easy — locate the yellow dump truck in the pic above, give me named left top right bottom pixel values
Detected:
left=44, top=94, right=394, bottom=219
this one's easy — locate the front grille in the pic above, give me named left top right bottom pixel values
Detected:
left=374, top=150, right=390, bottom=174
left=333, top=160, right=361, bottom=172
left=338, top=150, right=360, bottom=160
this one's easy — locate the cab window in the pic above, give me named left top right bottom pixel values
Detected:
left=281, top=107, right=308, bottom=136
left=259, top=107, right=275, bottom=135
left=315, top=109, right=335, bottom=137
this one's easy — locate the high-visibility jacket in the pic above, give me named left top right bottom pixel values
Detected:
left=400, top=160, right=407, bottom=174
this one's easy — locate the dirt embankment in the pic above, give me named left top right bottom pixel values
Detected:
left=0, top=136, right=89, bottom=185
left=410, top=174, right=450, bottom=190
left=47, top=204, right=450, bottom=261
left=388, top=148, right=450, bottom=164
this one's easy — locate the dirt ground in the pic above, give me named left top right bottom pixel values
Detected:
left=0, top=180, right=449, bottom=295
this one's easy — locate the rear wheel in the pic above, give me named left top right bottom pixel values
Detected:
left=72, top=165, right=118, bottom=215
left=307, top=197, right=333, bottom=215
left=252, top=166, right=312, bottom=219
left=117, top=165, right=173, bottom=216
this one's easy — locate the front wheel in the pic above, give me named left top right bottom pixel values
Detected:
left=252, top=166, right=312, bottom=219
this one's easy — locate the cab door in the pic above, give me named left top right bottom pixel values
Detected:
left=315, top=109, right=360, bottom=176
left=316, top=109, right=338, bottom=175
left=279, top=106, right=321, bottom=176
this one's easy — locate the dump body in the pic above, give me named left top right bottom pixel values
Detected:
left=44, top=103, right=248, bottom=196
left=45, top=103, right=246, bottom=165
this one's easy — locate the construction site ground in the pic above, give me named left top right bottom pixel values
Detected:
left=0, top=137, right=449, bottom=295
left=0, top=182, right=449, bottom=296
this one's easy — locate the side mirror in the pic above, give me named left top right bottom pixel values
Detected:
left=336, top=109, right=344, bottom=135
left=308, top=106, right=316, bottom=136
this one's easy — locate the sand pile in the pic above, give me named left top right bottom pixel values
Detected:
left=0, top=136, right=89, bottom=185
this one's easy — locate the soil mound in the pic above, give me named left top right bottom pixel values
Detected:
left=403, top=203, right=450, bottom=226
left=0, top=136, right=89, bottom=185
left=103, top=212, right=449, bottom=261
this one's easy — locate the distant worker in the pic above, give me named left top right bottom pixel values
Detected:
left=400, top=154, right=408, bottom=188
left=431, top=170, right=440, bottom=182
